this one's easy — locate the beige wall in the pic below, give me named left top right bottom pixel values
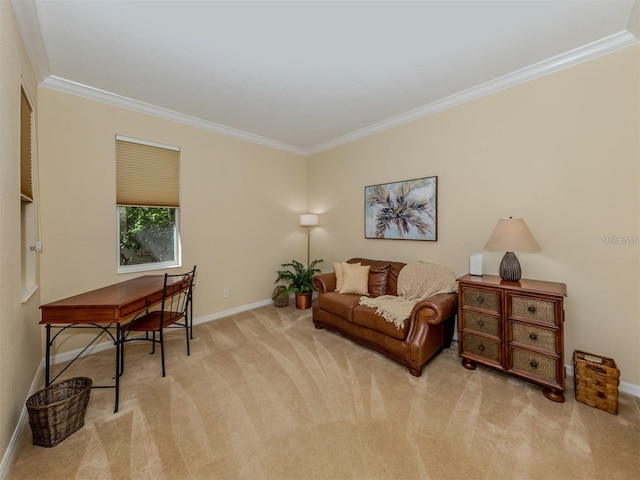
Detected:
left=0, top=0, right=42, bottom=467
left=2, top=5, right=639, bottom=468
left=37, top=88, right=308, bottom=335
left=308, top=45, right=640, bottom=387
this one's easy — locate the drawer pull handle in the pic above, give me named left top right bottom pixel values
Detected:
left=477, top=344, right=485, bottom=352
left=477, top=320, right=484, bottom=327
left=477, top=297, right=484, bottom=304
left=529, top=333, right=538, bottom=340
left=527, top=306, right=536, bottom=313
left=530, top=360, right=539, bottom=368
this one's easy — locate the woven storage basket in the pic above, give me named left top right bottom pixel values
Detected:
left=573, top=350, right=619, bottom=415
left=272, top=285, right=289, bottom=308
left=26, top=377, right=92, bottom=447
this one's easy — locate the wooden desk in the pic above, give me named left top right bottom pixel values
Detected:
left=40, top=275, right=169, bottom=413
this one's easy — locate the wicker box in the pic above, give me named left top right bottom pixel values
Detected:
left=272, top=286, right=289, bottom=308
left=26, top=377, right=92, bottom=447
left=573, top=350, right=619, bottom=415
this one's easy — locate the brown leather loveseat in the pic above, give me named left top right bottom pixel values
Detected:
left=312, top=258, right=458, bottom=376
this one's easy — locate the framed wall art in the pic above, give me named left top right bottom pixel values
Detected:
left=364, top=176, right=437, bottom=241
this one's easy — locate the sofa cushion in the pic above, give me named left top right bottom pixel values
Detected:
left=386, top=262, right=406, bottom=296
left=352, top=305, right=409, bottom=340
left=347, top=258, right=405, bottom=296
left=317, top=291, right=361, bottom=322
left=333, top=261, right=360, bottom=291
left=367, top=264, right=390, bottom=297
left=339, top=262, right=370, bottom=294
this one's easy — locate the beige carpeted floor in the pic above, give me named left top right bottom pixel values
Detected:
left=7, top=305, right=640, bottom=480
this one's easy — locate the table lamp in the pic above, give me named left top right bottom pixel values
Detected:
left=484, top=217, right=541, bottom=282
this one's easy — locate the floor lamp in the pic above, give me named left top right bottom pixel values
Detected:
left=299, top=214, right=318, bottom=267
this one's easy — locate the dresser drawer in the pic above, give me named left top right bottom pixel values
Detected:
left=462, top=311, right=499, bottom=337
left=462, top=333, right=500, bottom=363
left=511, top=322, right=557, bottom=354
left=463, top=288, right=500, bottom=313
left=510, top=295, right=555, bottom=325
left=510, top=348, right=558, bottom=384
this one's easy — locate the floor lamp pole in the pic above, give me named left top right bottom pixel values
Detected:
left=306, top=226, right=311, bottom=267
left=299, top=214, right=318, bottom=268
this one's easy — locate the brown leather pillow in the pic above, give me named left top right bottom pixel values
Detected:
left=386, top=262, right=406, bottom=296
left=368, top=264, right=390, bottom=297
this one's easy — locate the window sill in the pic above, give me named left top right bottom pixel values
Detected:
left=117, top=262, right=181, bottom=275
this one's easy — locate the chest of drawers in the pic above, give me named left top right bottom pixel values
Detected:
left=457, top=274, right=567, bottom=402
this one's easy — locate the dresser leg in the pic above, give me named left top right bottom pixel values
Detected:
left=543, top=388, right=565, bottom=403
left=462, top=358, right=477, bottom=370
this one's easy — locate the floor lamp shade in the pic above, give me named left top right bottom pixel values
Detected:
left=299, top=214, right=319, bottom=227
left=484, top=217, right=541, bottom=282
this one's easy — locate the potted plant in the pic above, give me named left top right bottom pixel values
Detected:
left=274, top=259, right=323, bottom=309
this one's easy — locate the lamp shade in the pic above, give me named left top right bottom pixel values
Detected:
left=484, top=217, right=541, bottom=253
left=299, top=214, right=319, bottom=227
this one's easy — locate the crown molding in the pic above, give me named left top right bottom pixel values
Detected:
left=304, top=30, right=639, bottom=156
left=40, top=76, right=308, bottom=156
left=38, top=30, right=638, bottom=158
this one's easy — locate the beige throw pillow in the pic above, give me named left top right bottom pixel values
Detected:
left=339, top=262, right=370, bottom=295
left=334, top=261, right=360, bottom=291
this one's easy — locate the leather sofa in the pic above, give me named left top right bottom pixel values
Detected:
left=312, top=258, right=458, bottom=376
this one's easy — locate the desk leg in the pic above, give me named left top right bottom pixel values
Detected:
left=45, top=324, right=51, bottom=387
left=114, top=323, right=120, bottom=413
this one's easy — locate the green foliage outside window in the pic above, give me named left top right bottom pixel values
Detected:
left=119, top=206, right=176, bottom=265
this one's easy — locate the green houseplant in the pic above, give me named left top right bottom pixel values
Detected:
left=274, top=259, right=323, bottom=309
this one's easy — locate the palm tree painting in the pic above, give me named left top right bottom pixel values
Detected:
left=365, top=176, right=437, bottom=241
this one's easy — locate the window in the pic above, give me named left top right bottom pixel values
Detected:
left=116, top=135, right=180, bottom=273
left=21, top=85, right=39, bottom=302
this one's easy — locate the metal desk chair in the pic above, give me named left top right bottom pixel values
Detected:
left=120, top=266, right=196, bottom=377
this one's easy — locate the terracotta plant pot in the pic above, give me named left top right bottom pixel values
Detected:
left=295, top=292, right=312, bottom=310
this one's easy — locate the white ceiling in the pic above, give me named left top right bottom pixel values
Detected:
left=12, top=0, right=639, bottom=155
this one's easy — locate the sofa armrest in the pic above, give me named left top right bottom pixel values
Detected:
left=312, top=273, right=336, bottom=294
left=411, top=292, right=458, bottom=325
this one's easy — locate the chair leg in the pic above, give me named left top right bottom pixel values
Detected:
left=185, top=320, right=191, bottom=356
left=150, top=331, right=156, bottom=354
left=160, top=328, right=166, bottom=377
left=189, top=298, right=194, bottom=339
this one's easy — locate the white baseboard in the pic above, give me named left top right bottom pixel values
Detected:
left=0, top=364, right=44, bottom=480
left=564, top=364, right=640, bottom=398
left=192, top=298, right=272, bottom=326
left=450, top=339, right=640, bottom=398
left=47, top=298, right=273, bottom=366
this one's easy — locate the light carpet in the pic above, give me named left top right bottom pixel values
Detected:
left=7, top=305, right=640, bottom=479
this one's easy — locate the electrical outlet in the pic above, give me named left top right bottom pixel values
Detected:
left=223, top=289, right=230, bottom=298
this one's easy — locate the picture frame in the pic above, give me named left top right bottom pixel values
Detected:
left=364, top=176, right=437, bottom=241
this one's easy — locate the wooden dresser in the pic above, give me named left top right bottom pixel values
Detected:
left=457, top=274, right=567, bottom=402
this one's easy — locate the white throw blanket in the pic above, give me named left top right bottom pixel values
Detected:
left=359, top=262, right=458, bottom=329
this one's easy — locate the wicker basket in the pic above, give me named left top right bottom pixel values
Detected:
left=573, top=350, right=619, bottom=415
left=272, top=286, right=289, bottom=308
left=26, top=377, right=92, bottom=447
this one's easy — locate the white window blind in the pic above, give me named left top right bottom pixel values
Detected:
left=21, top=88, right=33, bottom=202
left=116, top=136, right=180, bottom=207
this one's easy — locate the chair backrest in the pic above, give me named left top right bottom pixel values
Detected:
left=160, top=266, right=196, bottom=323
